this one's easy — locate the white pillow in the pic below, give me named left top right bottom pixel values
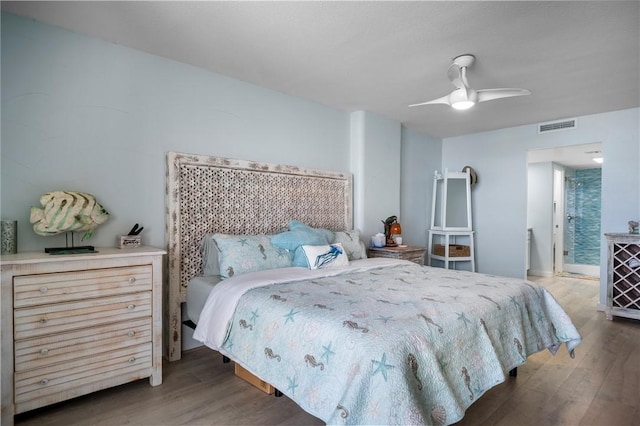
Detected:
left=301, top=243, right=349, bottom=270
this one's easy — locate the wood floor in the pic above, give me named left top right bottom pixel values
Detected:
left=15, top=275, right=639, bottom=426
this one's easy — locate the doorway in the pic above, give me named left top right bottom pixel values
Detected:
left=560, top=166, right=602, bottom=276
left=527, top=142, right=602, bottom=278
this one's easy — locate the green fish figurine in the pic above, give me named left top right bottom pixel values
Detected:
left=30, top=191, right=110, bottom=241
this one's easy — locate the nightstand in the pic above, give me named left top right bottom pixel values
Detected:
left=366, top=245, right=426, bottom=265
left=1, top=246, right=165, bottom=425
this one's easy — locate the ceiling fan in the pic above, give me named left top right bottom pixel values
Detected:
left=409, top=54, right=531, bottom=110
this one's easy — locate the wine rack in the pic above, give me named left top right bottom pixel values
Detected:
left=605, top=233, right=640, bottom=321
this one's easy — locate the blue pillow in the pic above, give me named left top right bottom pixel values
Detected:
left=271, top=221, right=334, bottom=267
left=288, top=220, right=335, bottom=242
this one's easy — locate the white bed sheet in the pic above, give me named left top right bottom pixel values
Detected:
left=186, top=275, right=221, bottom=324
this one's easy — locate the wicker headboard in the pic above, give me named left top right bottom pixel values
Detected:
left=165, top=152, right=353, bottom=360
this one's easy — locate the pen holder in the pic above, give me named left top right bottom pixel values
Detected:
left=117, top=235, right=141, bottom=249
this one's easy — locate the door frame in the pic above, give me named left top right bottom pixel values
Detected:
left=553, top=165, right=565, bottom=274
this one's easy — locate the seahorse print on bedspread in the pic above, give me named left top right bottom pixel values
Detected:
left=407, top=353, right=423, bottom=391
left=343, top=320, right=369, bottom=333
left=264, top=347, right=281, bottom=361
left=304, top=354, right=325, bottom=370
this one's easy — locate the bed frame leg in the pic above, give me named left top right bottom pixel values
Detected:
left=509, top=367, right=517, bottom=377
left=274, top=389, right=283, bottom=397
left=222, top=356, right=230, bottom=364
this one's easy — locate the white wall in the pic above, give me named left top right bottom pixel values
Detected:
left=1, top=13, right=351, bottom=252
left=443, top=108, right=640, bottom=308
left=526, top=162, right=554, bottom=277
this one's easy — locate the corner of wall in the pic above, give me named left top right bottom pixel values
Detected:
left=349, top=111, right=401, bottom=242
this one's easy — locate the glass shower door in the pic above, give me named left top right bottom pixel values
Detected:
left=563, top=168, right=601, bottom=276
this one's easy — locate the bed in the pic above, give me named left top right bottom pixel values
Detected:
left=166, top=152, right=582, bottom=426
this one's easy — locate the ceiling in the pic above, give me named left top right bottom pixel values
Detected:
left=2, top=1, right=639, bottom=139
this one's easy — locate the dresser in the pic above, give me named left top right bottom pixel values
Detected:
left=1, top=247, right=165, bottom=425
left=366, top=246, right=426, bottom=265
left=605, top=233, right=640, bottom=321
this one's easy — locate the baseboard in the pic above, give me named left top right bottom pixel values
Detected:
left=527, top=269, right=554, bottom=278
left=563, top=264, right=600, bottom=277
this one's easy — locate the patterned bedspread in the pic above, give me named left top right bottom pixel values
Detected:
left=194, top=260, right=581, bottom=425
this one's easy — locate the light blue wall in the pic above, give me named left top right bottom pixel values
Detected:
left=351, top=111, right=402, bottom=244
left=1, top=13, right=352, bottom=251
left=443, top=108, right=640, bottom=307
left=401, top=128, right=442, bottom=249
left=527, top=162, right=554, bottom=277
left=3, top=12, right=637, bottom=312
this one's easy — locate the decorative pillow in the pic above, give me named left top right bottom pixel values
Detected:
left=301, top=243, right=349, bottom=270
left=271, top=221, right=334, bottom=267
left=200, top=234, right=220, bottom=276
left=213, top=233, right=293, bottom=278
left=288, top=220, right=335, bottom=242
left=332, top=229, right=367, bottom=260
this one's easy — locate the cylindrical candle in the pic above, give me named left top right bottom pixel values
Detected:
left=1, top=220, right=18, bottom=254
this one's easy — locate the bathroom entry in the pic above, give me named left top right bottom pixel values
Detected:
left=527, top=142, right=602, bottom=278
left=559, top=166, right=602, bottom=276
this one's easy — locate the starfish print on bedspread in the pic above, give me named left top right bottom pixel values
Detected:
left=371, top=352, right=395, bottom=381
left=283, top=308, right=298, bottom=324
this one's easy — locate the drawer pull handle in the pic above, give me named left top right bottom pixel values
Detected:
left=40, top=348, right=49, bottom=355
left=128, top=331, right=136, bottom=337
left=40, top=287, right=48, bottom=293
left=40, top=379, right=49, bottom=385
left=40, top=317, right=48, bottom=324
left=128, top=357, right=136, bottom=363
left=127, top=304, right=136, bottom=311
left=129, top=277, right=136, bottom=283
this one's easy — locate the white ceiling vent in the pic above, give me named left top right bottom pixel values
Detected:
left=538, top=118, right=577, bottom=134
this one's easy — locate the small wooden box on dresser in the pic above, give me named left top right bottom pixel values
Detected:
left=366, top=246, right=426, bottom=266
left=1, top=246, right=165, bottom=425
left=605, top=233, right=640, bottom=321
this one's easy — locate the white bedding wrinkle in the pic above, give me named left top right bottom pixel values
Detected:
left=192, top=258, right=407, bottom=349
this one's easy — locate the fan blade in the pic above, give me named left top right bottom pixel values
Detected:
left=477, top=88, right=531, bottom=103
left=447, top=63, right=466, bottom=89
left=409, top=94, right=451, bottom=107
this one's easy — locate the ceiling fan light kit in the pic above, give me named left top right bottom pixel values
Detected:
left=410, top=54, right=531, bottom=111
left=450, top=88, right=478, bottom=110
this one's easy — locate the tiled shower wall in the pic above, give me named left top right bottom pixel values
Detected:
left=564, top=168, right=601, bottom=265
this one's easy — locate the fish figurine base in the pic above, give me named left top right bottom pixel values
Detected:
left=46, top=246, right=97, bottom=255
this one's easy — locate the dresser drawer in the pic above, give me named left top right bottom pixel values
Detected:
left=14, top=292, right=151, bottom=340
left=14, top=265, right=152, bottom=308
left=15, top=343, right=152, bottom=412
left=15, top=318, right=152, bottom=372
